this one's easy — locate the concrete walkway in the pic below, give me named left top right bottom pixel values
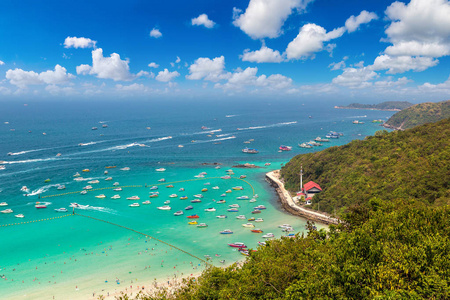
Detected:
left=266, top=170, right=339, bottom=225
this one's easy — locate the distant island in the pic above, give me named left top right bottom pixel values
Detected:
left=384, top=99, right=450, bottom=130
left=335, top=101, right=413, bottom=111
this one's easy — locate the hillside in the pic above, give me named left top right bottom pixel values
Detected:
left=384, top=100, right=450, bottom=130
left=280, top=118, right=450, bottom=217
left=335, top=101, right=413, bottom=111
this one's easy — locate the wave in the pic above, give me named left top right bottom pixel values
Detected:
left=2, top=157, right=60, bottom=165
left=26, top=184, right=63, bottom=196
left=104, top=136, right=172, bottom=151
left=215, top=133, right=232, bottom=137
left=237, top=121, right=297, bottom=131
left=195, top=136, right=236, bottom=144
left=347, top=115, right=367, bottom=118
left=143, top=136, right=173, bottom=143
left=7, top=148, right=50, bottom=156
left=78, top=141, right=101, bottom=146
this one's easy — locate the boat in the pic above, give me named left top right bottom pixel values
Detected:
left=187, top=214, right=199, bottom=219
left=88, top=180, right=99, bottom=184
left=248, top=217, right=256, bottom=221
left=279, top=145, right=292, bottom=151
left=188, top=221, right=198, bottom=225
left=15, top=214, right=24, bottom=218
left=142, top=200, right=151, bottom=204
left=35, top=202, right=47, bottom=209
left=216, top=215, right=227, bottom=219
left=83, top=185, right=93, bottom=190
left=193, top=194, right=204, bottom=198
left=325, top=131, right=340, bottom=139
left=229, top=204, right=240, bottom=208
left=237, top=196, right=249, bottom=200
left=157, top=205, right=171, bottom=210
left=82, top=169, right=90, bottom=172
left=1, top=209, right=13, bottom=213
left=57, top=185, right=66, bottom=190
left=282, top=227, right=294, bottom=232
left=126, top=196, right=140, bottom=200
left=251, top=229, right=263, bottom=233
left=0, top=202, right=8, bottom=206
left=55, top=208, right=68, bottom=212
left=185, top=205, right=193, bottom=210
left=191, top=199, right=202, bottom=203
left=238, top=249, right=250, bottom=256
left=254, top=205, right=266, bottom=210
left=249, top=198, right=257, bottom=203
left=111, top=195, right=121, bottom=199
left=308, top=141, right=322, bottom=146
left=262, top=233, right=275, bottom=238
left=194, top=174, right=205, bottom=178
left=232, top=186, right=243, bottom=190
left=242, top=223, right=255, bottom=228
left=204, top=208, right=216, bottom=212
left=314, top=137, right=329, bottom=142
left=201, top=188, right=208, bottom=192
left=113, top=187, right=122, bottom=191
left=102, top=124, right=108, bottom=128
left=179, top=188, right=185, bottom=191
left=255, top=218, right=264, bottom=222
left=220, top=229, right=233, bottom=234
left=104, top=171, right=108, bottom=175
left=105, top=166, right=116, bottom=169
left=113, top=182, right=120, bottom=186
left=180, top=196, right=188, bottom=200
left=225, top=189, right=232, bottom=193
left=212, top=186, right=219, bottom=190
left=239, top=175, right=247, bottom=179
left=120, top=167, right=130, bottom=171
left=216, top=199, right=226, bottom=204
left=158, top=178, right=166, bottom=182
left=264, top=163, right=271, bottom=166
left=95, top=194, right=106, bottom=199
left=80, top=190, right=87, bottom=195
left=149, top=193, right=159, bottom=198
left=169, top=194, right=178, bottom=198
left=178, top=145, right=184, bottom=148
left=221, top=175, right=231, bottom=179
left=227, top=242, right=246, bottom=248
left=174, top=210, right=184, bottom=216
left=197, top=223, right=208, bottom=228
left=243, top=141, right=250, bottom=144
left=105, top=177, right=113, bottom=181
left=166, top=185, right=174, bottom=188
left=242, top=148, right=259, bottom=154
left=353, top=120, right=364, bottom=124
left=20, top=186, right=29, bottom=192
left=201, top=126, right=209, bottom=130
left=150, top=186, right=158, bottom=190
left=74, top=177, right=85, bottom=182
left=236, top=215, right=246, bottom=219
left=299, top=142, right=313, bottom=148
left=129, top=203, right=140, bottom=207
left=92, top=127, right=98, bottom=130
left=156, top=168, right=166, bottom=172
left=278, top=224, right=292, bottom=228
left=164, top=200, right=170, bottom=204
left=220, top=193, right=227, bottom=197
left=258, top=241, right=267, bottom=246
left=73, top=172, right=81, bottom=177
left=251, top=210, right=262, bottom=214
left=227, top=208, right=239, bottom=212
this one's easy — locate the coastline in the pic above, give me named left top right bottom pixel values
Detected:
left=265, top=170, right=339, bottom=225
left=334, top=106, right=401, bottom=111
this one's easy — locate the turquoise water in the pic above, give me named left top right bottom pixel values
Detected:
left=0, top=99, right=395, bottom=298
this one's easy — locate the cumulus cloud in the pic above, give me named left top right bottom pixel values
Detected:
left=233, top=0, right=314, bottom=39
left=241, top=46, right=284, bottom=63
left=374, top=76, right=412, bottom=88
left=148, top=62, right=159, bottom=68
left=6, top=65, right=75, bottom=88
left=419, top=75, right=450, bottom=92
left=116, top=83, right=148, bottom=92
left=372, top=54, right=438, bottom=74
left=76, top=48, right=136, bottom=81
left=286, top=24, right=345, bottom=60
left=384, top=0, right=450, bottom=58
left=150, top=28, right=162, bottom=38
left=64, top=36, right=97, bottom=49
left=216, top=67, right=292, bottom=91
left=186, top=56, right=230, bottom=81
left=0, top=60, right=4, bottom=65
left=329, top=61, right=346, bottom=70
left=332, top=66, right=378, bottom=88
left=345, top=10, right=378, bottom=33
left=191, top=14, right=216, bottom=28
left=155, top=69, right=180, bottom=82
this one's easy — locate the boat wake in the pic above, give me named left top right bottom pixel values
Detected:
left=27, top=184, right=63, bottom=196
left=237, top=121, right=297, bottom=131
left=7, top=148, right=50, bottom=156
left=215, top=133, right=232, bottom=138
left=196, top=136, right=236, bottom=143
left=27, top=201, right=52, bottom=206
left=2, top=157, right=60, bottom=165
left=225, top=115, right=238, bottom=118
left=78, top=141, right=102, bottom=146
left=347, top=115, right=367, bottom=118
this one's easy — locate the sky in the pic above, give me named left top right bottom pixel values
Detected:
left=0, top=0, right=449, bottom=103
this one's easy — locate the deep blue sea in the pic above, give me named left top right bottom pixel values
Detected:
left=0, top=99, right=395, bottom=299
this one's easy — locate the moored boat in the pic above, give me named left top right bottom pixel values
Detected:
left=227, top=242, right=246, bottom=248
left=197, top=223, right=208, bottom=228
left=15, top=214, right=25, bottom=218
left=237, top=196, right=249, bottom=200
left=88, top=180, right=100, bottom=184
left=187, top=214, right=199, bottom=218
left=251, top=229, right=263, bottom=233
left=279, top=145, right=292, bottom=151
left=204, top=207, right=216, bottom=212
left=113, top=187, right=122, bottom=191
left=174, top=210, right=184, bottom=216
left=188, top=221, right=198, bottom=225
left=227, top=208, right=239, bottom=212
left=157, top=205, right=171, bottom=210
left=180, top=196, right=188, bottom=200
left=220, top=229, right=233, bottom=234
left=126, top=196, right=140, bottom=200
left=232, top=186, right=243, bottom=190
left=1, top=208, right=13, bottom=213
left=262, top=233, right=275, bottom=238
left=142, top=200, right=151, bottom=205
left=251, top=210, right=262, bottom=214
left=236, top=215, right=246, bottom=220
left=156, top=168, right=166, bottom=172
left=95, top=194, right=106, bottom=199
left=55, top=208, right=68, bottom=212
left=129, top=203, right=140, bottom=207
left=191, top=199, right=202, bottom=203
left=150, top=186, right=158, bottom=190
left=216, top=215, right=227, bottom=219
left=254, top=205, right=266, bottom=210
left=242, top=223, right=255, bottom=228
left=111, top=195, right=121, bottom=199
left=242, top=148, right=259, bottom=154
left=185, top=205, right=194, bottom=210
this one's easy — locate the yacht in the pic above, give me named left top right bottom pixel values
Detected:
left=236, top=215, right=246, bottom=220
left=0, top=202, right=8, bottom=206
left=126, top=196, right=140, bottom=200
left=111, top=195, right=121, bottom=199
left=120, top=167, right=130, bottom=171
left=95, top=194, right=106, bottom=199
left=156, top=168, right=166, bottom=172
left=174, top=210, right=184, bottom=216
left=113, top=187, right=122, bottom=191
left=204, top=208, right=216, bottom=212
left=15, top=214, right=25, bottom=218
left=129, top=203, right=140, bottom=207
left=1, top=209, right=13, bottom=213
left=157, top=206, right=171, bottom=210
left=55, top=208, right=68, bottom=212
left=142, top=200, right=151, bottom=205
left=113, top=182, right=120, bottom=186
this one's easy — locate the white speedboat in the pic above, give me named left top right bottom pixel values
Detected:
left=15, top=214, right=24, bottom=218
left=113, top=182, right=120, bottom=186
left=216, top=215, right=227, bottom=219
left=80, top=190, right=87, bottom=195
left=73, top=172, right=81, bottom=177
left=129, top=203, right=140, bottom=207
left=55, top=208, right=68, bottom=212
left=169, top=194, right=178, bottom=198
left=120, top=167, right=130, bottom=171
left=88, top=180, right=99, bottom=184
left=57, top=185, right=66, bottom=190
left=212, top=186, right=219, bottom=189
left=229, top=204, right=240, bottom=208
left=113, top=187, right=122, bottom=191
left=111, top=195, right=121, bottom=199
left=1, top=209, right=13, bottom=213
left=127, top=196, right=140, bottom=200
left=83, top=185, right=93, bottom=190
left=74, top=177, right=85, bottom=181
left=150, top=186, right=158, bottom=190
left=95, top=194, right=106, bottom=199
left=156, top=168, right=166, bottom=172
left=0, top=202, right=8, bottom=206
left=242, top=223, right=255, bottom=228
left=249, top=198, right=257, bottom=203
left=158, top=178, right=166, bottom=182
left=236, top=215, right=246, bottom=220
left=262, top=233, right=275, bottom=238
left=142, top=200, right=151, bottom=205
left=157, top=205, right=171, bottom=210
left=164, top=200, right=170, bottom=204
left=254, top=205, right=266, bottom=210
left=204, top=208, right=216, bottom=212
left=255, top=218, right=264, bottom=222
left=20, top=186, right=29, bottom=193
left=105, top=177, right=113, bottom=181
left=174, top=210, right=184, bottom=216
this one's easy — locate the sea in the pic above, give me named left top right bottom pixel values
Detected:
left=0, top=99, right=395, bottom=299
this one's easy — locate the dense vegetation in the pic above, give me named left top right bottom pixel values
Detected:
left=338, top=101, right=413, bottom=110
left=118, top=119, right=450, bottom=300
left=385, top=100, right=450, bottom=130
left=281, top=118, right=449, bottom=216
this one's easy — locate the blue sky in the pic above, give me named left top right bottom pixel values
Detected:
left=0, top=0, right=449, bottom=102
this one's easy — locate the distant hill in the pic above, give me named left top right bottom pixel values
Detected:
left=335, top=101, right=413, bottom=111
left=384, top=100, right=450, bottom=130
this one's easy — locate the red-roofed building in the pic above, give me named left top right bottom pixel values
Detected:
left=303, top=181, right=322, bottom=198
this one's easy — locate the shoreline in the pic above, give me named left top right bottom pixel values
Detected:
left=334, top=106, right=401, bottom=111
left=265, top=170, right=339, bottom=225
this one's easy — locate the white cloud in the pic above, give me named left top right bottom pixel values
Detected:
left=186, top=56, right=230, bottom=81
left=148, top=62, right=159, bottom=68
left=175, top=56, right=181, bottom=63
left=233, top=0, right=314, bottom=39
left=419, top=75, right=450, bottom=91
left=155, top=69, right=180, bottom=82
left=45, top=85, right=76, bottom=96
left=329, top=61, right=346, bottom=70
left=345, top=10, right=378, bottom=33
left=374, top=76, right=412, bottom=88
left=216, top=67, right=292, bottom=91
left=136, top=70, right=153, bottom=78
left=116, top=83, right=148, bottom=92
left=77, top=48, right=135, bottom=81
left=384, top=0, right=450, bottom=58
left=286, top=23, right=345, bottom=60
left=6, top=65, right=75, bottom=88
left=64, top=36, right=97, bottom=49
left=372, top=54, right=438, bottom=74
left=241, top=46, right=284, bottom=63
left=150, top=28, right=162, bottom=38
left=332, top=66, right=378, bottom=88
left=0, top=60, right=4, bottom=65
left=191, top=14, right=216, bottom=28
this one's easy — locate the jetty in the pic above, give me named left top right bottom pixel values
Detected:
left=266, top=170, right=339, bottom=225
